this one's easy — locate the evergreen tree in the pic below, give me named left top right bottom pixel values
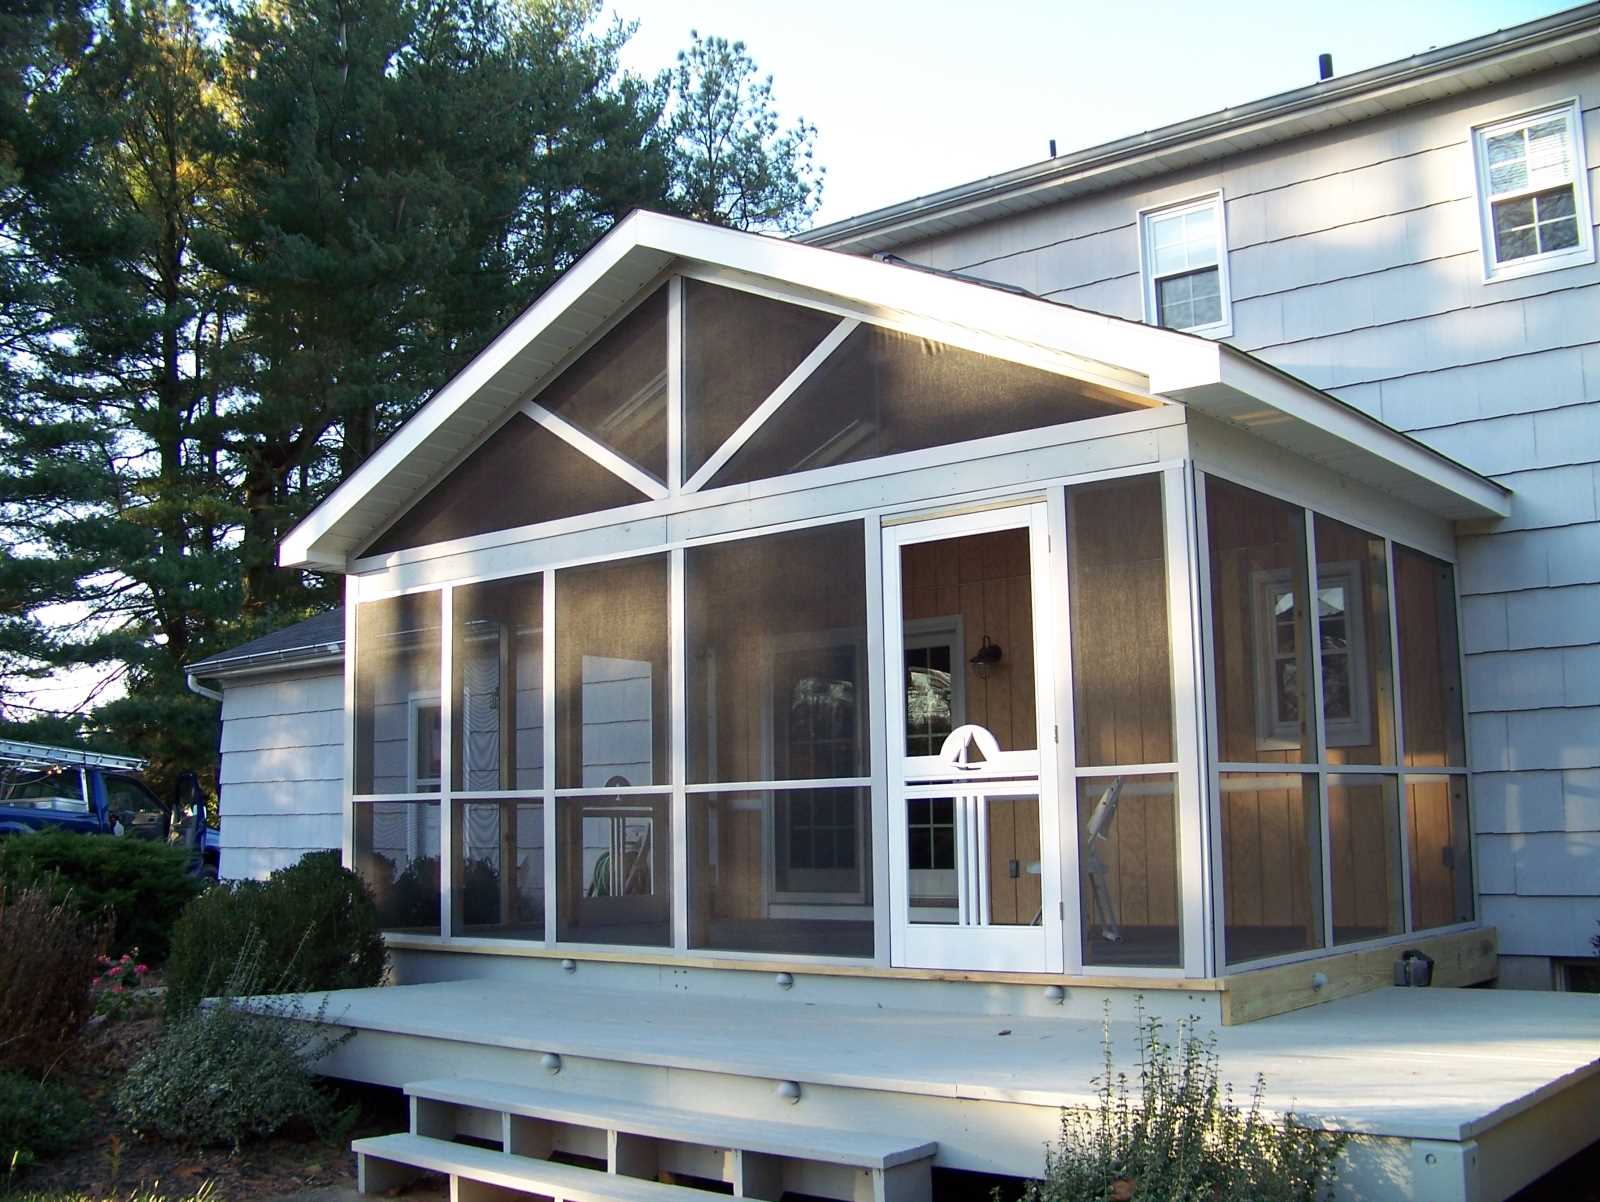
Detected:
left=666, top=30, right=823, bottom=232
left=0, top=0, right=823, bottom=782
left=0, top=0, right=236, bottom=785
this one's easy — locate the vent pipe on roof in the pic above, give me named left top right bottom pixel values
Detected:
left=1318, top=52, right=1334, bottom=80
left=1048, top=138, right=1057, bottom=158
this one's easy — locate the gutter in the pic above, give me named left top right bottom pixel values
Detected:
left=185, top=673, right=223, bottom=702
left=800, top=3, right=1600, bottom=250
left=184, top=641, right=346, bottom=685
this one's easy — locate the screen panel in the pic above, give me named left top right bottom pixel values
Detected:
left=555, top=554, right=671, bottom=790
left=365, top=414, right=648, bottom=556
left=1204, top=476, right=1318, bottom=764
left=688, top=788, right=873, bottom=957
left=1220, top=771, right=1324, bottom=965
left=354, top=591, right=442, bottom=795
left=709, top=324, right=1144, bottom=488
left=1067, top=475, right=1175, bottom=767
left=685, top=522, right=869, bottom=784
left=1394, top=547, right=1467, bottom=768
left=537, top=286, right=669, bottom=482
left=1314, top=516, right=1397, bottom=766
left=452, top=574, right=543, bottom=792
left=683, top=280, right=841, bottom=480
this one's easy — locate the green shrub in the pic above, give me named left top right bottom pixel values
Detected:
left=0, top=886, right=101, bottom=1076
left=116, top=935, right=353, bottom=1150
left=0, top=833, right=201, bottom=965
left=164, top=850, right=385, bottom=1020
left=1020, top=1005, right=1348, bottom=1202
left=0, top=1072, right=92, bottom=1172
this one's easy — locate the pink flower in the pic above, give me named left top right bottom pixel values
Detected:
left=111, top=985, right=124, bottom=994
left=106, top=965, right=121, bottom=977
left=134, top=964, right=148, bottom=975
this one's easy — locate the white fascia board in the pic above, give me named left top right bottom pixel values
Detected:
left=278, top=211, right=668, bottom=569
left=643, top=215, right=1203, bottom=388
left=1168, top=348, right=1512, bottom=522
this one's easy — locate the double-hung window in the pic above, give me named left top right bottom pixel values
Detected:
left=1472, top=101, right=1594, bottom=280
left=1139, top=193, right=1233, bottom=337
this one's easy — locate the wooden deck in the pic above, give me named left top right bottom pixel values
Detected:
left=293, top=972, right=1600, bottom=1202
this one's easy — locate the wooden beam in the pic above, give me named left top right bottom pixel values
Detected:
left=1219, top=926, right=1499, bottom=1026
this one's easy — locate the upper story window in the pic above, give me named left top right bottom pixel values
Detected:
left=1139, top=193, right=1233, bottom=338
left=1472, top=101, right=1594, bottom=281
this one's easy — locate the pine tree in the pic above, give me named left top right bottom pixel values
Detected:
left=666, top=30, right=823, bottom=232
left=0, top=0, right=237, bottom=786
left=0, top=0, right=824, bottom=784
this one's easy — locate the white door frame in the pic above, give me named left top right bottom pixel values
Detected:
left=881, top=502, right=1064, bottom=972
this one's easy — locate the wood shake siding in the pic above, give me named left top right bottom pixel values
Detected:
left=217, top=669, right=345, bottom=879
left=889, top=61, right=1600, bottom=963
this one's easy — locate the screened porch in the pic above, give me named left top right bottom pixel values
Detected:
left=309, top=215, right=1494, bottom=982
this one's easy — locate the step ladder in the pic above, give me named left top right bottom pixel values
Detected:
left=353, top=1077, right=937, bottom=1202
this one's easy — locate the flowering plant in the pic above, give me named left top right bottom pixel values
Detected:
left=91, top=950, right=155, bottom=1020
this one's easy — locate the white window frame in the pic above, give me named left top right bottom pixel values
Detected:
left=1471, top=98, right=1595, bottom=283
left=1137, top=192, right=1233, bottom=339
left=1249, top=565, right=1371, bottom=752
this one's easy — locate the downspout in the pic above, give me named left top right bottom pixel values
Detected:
left=186, top=673, right=223, bottom=702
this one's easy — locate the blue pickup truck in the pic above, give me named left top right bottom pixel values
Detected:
left=0, top=738, right=220, bottom=877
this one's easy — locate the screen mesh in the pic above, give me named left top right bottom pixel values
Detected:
left=354, top=591, right=442, bottom=795
left=452, top=575, right=543, bottom=792
left=688, top=788, right=873, bottom=957
left=682, top=280, right=840, bottom=479
left=555, top=554, right=670, bottom=789
left=685, top=522, right=869, bottom=784
left=557, top=792, right=671, bottom=946
left=1394, top=547, right=1467, bottom=768
left=538, top=286, right=669, bottom=482
left=710, top=324, right=1143, bottom=488
left=365, top=414, right=647, bottom=556
left=1067, top=475, right=1174, bottom=766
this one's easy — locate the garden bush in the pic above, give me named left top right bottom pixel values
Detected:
left=0, top=886, right=102, bottom=1076
left=164, top=850, right=385, bottom=1020
left=0, top=1071, right=92, bottom=1172
left=1019, top=1005, right=1348, bottom=1202
left=0, top=832, right=201, bottom=965
left=116, top=935, right=352, bottom=1150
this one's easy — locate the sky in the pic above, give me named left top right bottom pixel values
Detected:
left=10, top=0, right=1577, bottom=720
left=609, top=0, right=1575, bottom=229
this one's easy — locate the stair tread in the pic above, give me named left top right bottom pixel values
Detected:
left=354, top=1132, right=717, bottom=1202
left=404, top=1077, right=937, bottom=1168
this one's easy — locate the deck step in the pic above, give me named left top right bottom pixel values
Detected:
left=354, top=1132, right=712, bottom=1202
left=403, top=1077, right=937, bottom=1170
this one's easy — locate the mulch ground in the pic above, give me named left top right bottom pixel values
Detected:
left=14, top=1010, right=411, bottom=1201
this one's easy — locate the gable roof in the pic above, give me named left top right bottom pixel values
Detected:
left=799, top=4, right=1600, bottom=255
left=280, top=211, right=1507, bottom=571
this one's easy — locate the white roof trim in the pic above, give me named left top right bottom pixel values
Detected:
left=280, top=211, right=1506, bottom=571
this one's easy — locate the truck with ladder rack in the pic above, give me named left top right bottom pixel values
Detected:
left=0, top=738, right=220, bottom=877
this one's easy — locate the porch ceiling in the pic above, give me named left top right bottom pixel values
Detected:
left=279, top=211, right=1508, bottom=572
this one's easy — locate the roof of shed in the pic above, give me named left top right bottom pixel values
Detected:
left=279, top=210, right=1509, bottom=572
left=798, top=3, right=1600, bottom=254
left=188, top=610, right=345, bottom=678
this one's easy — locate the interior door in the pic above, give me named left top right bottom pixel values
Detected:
left=883, top=503, right=1063, bottom=971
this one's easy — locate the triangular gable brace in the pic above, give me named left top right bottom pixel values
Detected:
left=280, top=211, right=1509, bottom=571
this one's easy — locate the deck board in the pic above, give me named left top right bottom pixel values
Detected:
left=292, top=979, right=1600, bottom=1142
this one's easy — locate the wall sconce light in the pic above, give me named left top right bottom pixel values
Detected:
left=969, top=635, right=1003, bottom=678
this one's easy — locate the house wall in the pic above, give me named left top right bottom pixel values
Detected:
left=217, top=666, right=344, bottom=879
left=880, top=60, right=1600, bottom=970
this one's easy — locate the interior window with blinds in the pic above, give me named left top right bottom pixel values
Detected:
left=1473, top=103, right=1593, bottom=276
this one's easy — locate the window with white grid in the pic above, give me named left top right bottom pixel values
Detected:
left=1139, top=193, right=1232, bottom=337
left=1472, top=101, right=1594, bottom=280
